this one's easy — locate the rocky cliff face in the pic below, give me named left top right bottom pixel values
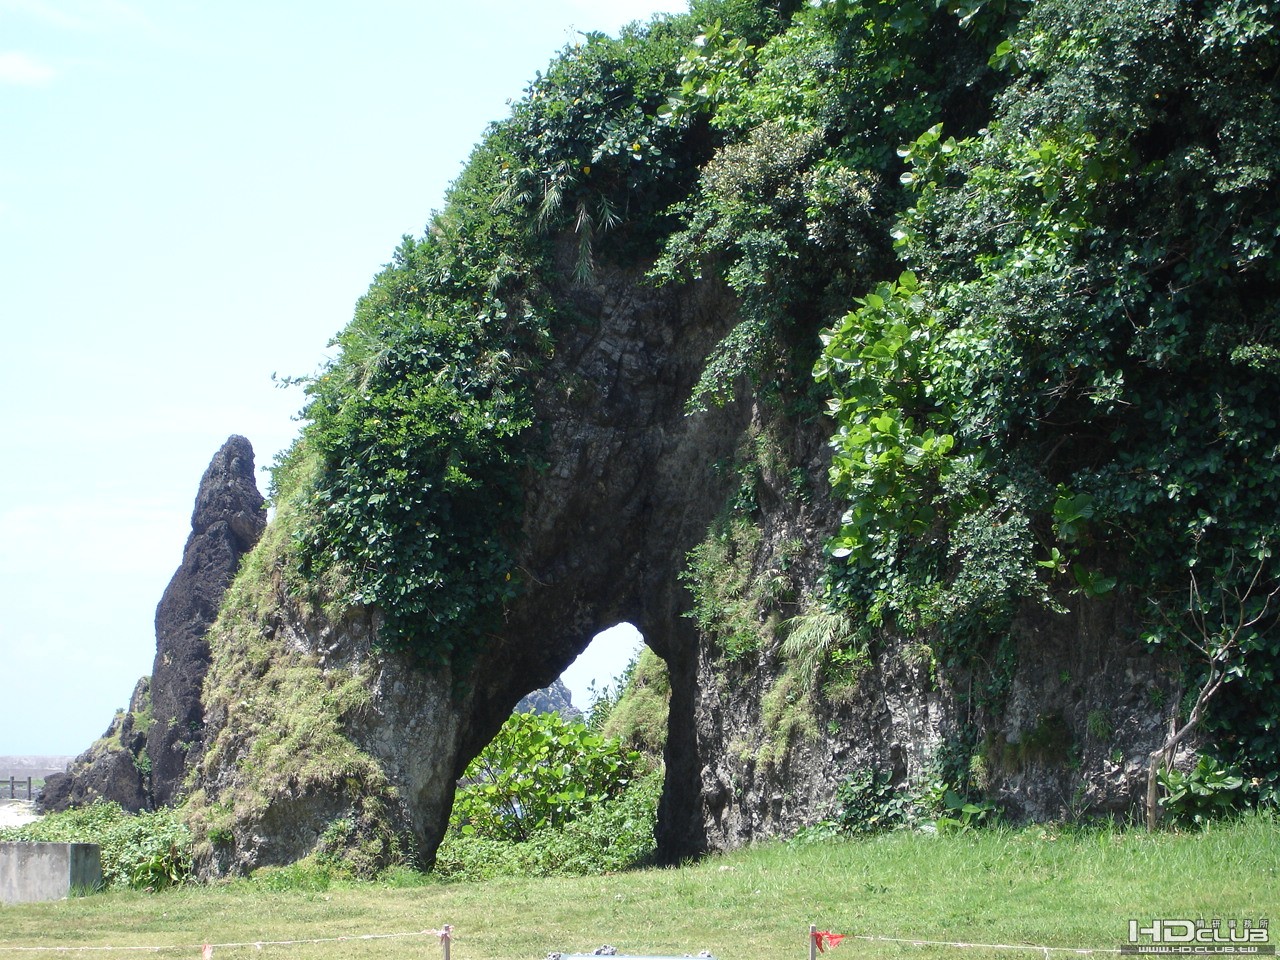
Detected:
left=148, top=435, right=267, bottom=807
left=689, top=590, right=1181, bottom=848
left=185, top=255, right=1177, bottom=876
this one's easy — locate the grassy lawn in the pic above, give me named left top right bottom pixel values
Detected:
left=0, top=817, right=1275, bottom=960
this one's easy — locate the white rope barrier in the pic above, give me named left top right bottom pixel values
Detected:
left=810, top=925, right=1121, bottom=958
left=0, top=920, right=1125, bottom=957
left=849, top=934, right=1120, bottom=955
left=0, top=925, right=452, bottom=956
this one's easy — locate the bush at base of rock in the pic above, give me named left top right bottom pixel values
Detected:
left=0, top=800, right=191, bottom=890
left=434, top=771, right=661, bottom=881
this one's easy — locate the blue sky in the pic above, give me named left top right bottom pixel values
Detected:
left=0, top=0, right=676, bottom=756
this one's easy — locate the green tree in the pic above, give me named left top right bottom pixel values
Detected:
left=817, top=0, right=1280, bottom=786
left=450, top=711, right=640, bottom=842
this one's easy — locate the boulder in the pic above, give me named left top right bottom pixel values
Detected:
left=515, top=679, right=580, bottom=718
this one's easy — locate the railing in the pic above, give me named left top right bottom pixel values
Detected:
left=3, top=777, right=35, bottom=800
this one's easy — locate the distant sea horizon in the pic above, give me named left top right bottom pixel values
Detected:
left=0, top=756, right=74, bottom=778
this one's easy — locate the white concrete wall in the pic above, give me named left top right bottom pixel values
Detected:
left=0, top=843, right=101, bottom=904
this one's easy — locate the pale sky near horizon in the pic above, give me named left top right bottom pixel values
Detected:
left=0, top=0, right=677, bottom=757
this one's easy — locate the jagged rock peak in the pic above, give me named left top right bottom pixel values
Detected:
left=148, top=435, right=267, bottom=807
left=41, top=437, right=268, bottom=815
left=516, top=678, right=580, bottom=719
left=191, top=434, right=266, bottom=545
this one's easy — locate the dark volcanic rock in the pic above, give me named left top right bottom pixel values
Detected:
left=515, top=679, right=580, bottom=718
left=148, top=436, right=266, bottom=807
left=43, top=437, right=268, bottom=814
left=40, top=678, right=151, bottom=813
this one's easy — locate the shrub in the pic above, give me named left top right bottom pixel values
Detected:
left=0, top=802, right=191, bottom=890
left=450, top=711, right=641, bottom=842
left=436, top=771, right=661, bottom=880
left=832, top=768, right=910, bottom=834
left=1159, top=756, right=1251, bottom=828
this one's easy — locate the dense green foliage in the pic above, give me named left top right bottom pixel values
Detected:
left=289, top=169, right=542, bottom=663
left=792, top=768, right=999, bottom=839
left=436, top=771, right=661, bottom=880
left=1159, top=755, right=1254, bottom=828
left=653, top=0, right=1017, bottom=410
left=439, top=708, right=657, bottom=880
left=273, top=0, right=1279, bottom=793
left=450, top=710, right=641, bottom=842
left=495, top=17, right=708, bottom=278
left=0, top=802, right=191, bottom=890
left=814, top=0, right=1280, bottom=789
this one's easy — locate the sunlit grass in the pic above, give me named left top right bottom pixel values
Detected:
left=0, top=817, right=1275, bottom=960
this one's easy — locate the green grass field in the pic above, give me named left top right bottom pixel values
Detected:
left=0, top=818, right=1275, bottom=960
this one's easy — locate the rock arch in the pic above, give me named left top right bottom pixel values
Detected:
left=459, top=261, right=752, bottom=861
left=190, top=262, right=757, bottom=873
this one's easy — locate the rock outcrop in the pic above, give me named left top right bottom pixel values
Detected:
left=186, top=257, right=753, bottom=874
left=689, top=594, right=1183, bottom=847
left=185, top=255, right=1178, bottom=875
left=43, top=437, right=266, bottom=813
left=40, top=679, right=151, bottom=813
left=147, top=435, right=266, bottom=807
left=515, top=679, right=580, bottom=718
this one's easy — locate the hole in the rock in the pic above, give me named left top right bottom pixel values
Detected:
left=559, top=622, right=645, bottom=715
left=450, top=623, right=665, bottom=865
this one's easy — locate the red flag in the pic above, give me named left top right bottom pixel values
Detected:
left=813, top=931, right=846, bottom=953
